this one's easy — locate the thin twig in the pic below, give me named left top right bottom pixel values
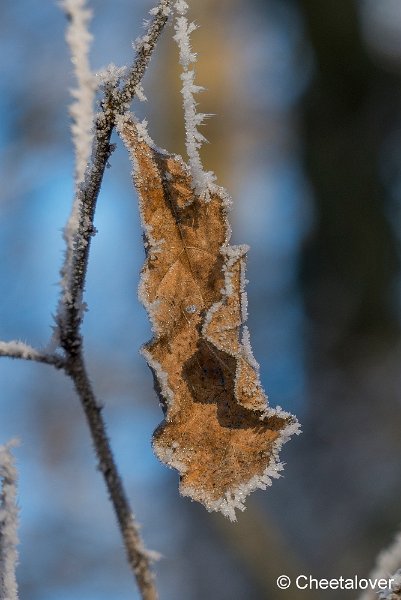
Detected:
left=57, top=0, right=172, bottom=351
left=56, top=3, right=172, bottom=599
left=118, top=1, right=173, bottom=113
left=0, top=341, right=64, bottom=369
left=65, top=352, right=158, bottom=600
left=61, top=0, right=96, bottom=299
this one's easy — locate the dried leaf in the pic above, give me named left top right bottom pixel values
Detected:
left=119, top=117, right=300, bottom=521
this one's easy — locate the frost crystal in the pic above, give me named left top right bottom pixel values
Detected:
left=95, top=64, right=127, bottom=89
left=59, top=0, right=96, bottom=330
left=135, top=83, right=147, bottom=102
left=185, top=305, right=197, bottom=314
left=0, top=341, right=42, bottom=361
left=149, top=2, right=171, bottom=17
left=173, top=1, right=216, bottom=200
left=136, top=119, right=155, bottom=147
left=174, top=0, right=188, bottom=15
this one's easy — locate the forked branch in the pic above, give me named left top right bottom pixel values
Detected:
left=0, top=2, right=172, bottom=599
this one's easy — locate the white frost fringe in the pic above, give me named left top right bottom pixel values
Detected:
left=173, top=0, right=216, bottom=200
left=0, top=341, right=42, bottom=362
left=61, top=0, right=95, bottom=186
left=0, top=440, right=20, bottom=600
left=181, top=413, right=300, bottom=522
left=57, top=0, right=95, bottom=332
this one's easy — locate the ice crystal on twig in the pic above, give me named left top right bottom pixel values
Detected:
left=173, top=0, right=215, bottom=200
left=95, top=64, right=127, bottom=90
left=0, top=341, right=41, bottom=362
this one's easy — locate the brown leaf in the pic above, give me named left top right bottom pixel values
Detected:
left=119, top=117, right=300, bottom=521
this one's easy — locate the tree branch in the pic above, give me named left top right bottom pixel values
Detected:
left=0, top=341, right=64, bottom=369
left=65, top=352, right=158, bottom=600
left=0, top=2, right=172, bottom=599
left=54, top=3, right=172, bottom=599
left=56, top=0, right=172, bottom=351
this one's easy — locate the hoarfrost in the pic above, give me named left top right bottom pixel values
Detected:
left=95, top=63, right=127, bottom=89
left=179, top=422, right=299, bottom=523
left=185, top=305, right=197, bottom=314
left=116, top=113, right=167, bottom=157
left=173, top=1, right=216, bottom=200
left=135, top=83, right=147, bottom=102
left=120, top=117, right=300, bottom=521
left=140, top=347, right=174, bottom=407
left=0, top=341, right=42, bottom=362
left=136, top=119, right=155, bottom=147
left=241, top=326, right=260, bottom=373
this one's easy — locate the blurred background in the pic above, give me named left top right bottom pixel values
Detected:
left=1, top=0, right=401, bottom=598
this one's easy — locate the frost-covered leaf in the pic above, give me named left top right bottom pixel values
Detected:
left=119, top=117, right=300, bottom=521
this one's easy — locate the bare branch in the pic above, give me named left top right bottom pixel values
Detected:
left=0, top=341, right=64, bottom=369
left=60, top=0, right=96, bottom=314
left=65, top=353, right=158, bottom=600
left=118, top=0, right=172, bottom=113
left=53, top=3, right=173, bottom=598
left=57, top=116, right=114, bottom=352
left=1, top=3, right=171, bottom=598
left=57, top=0, right=173, bottom=351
